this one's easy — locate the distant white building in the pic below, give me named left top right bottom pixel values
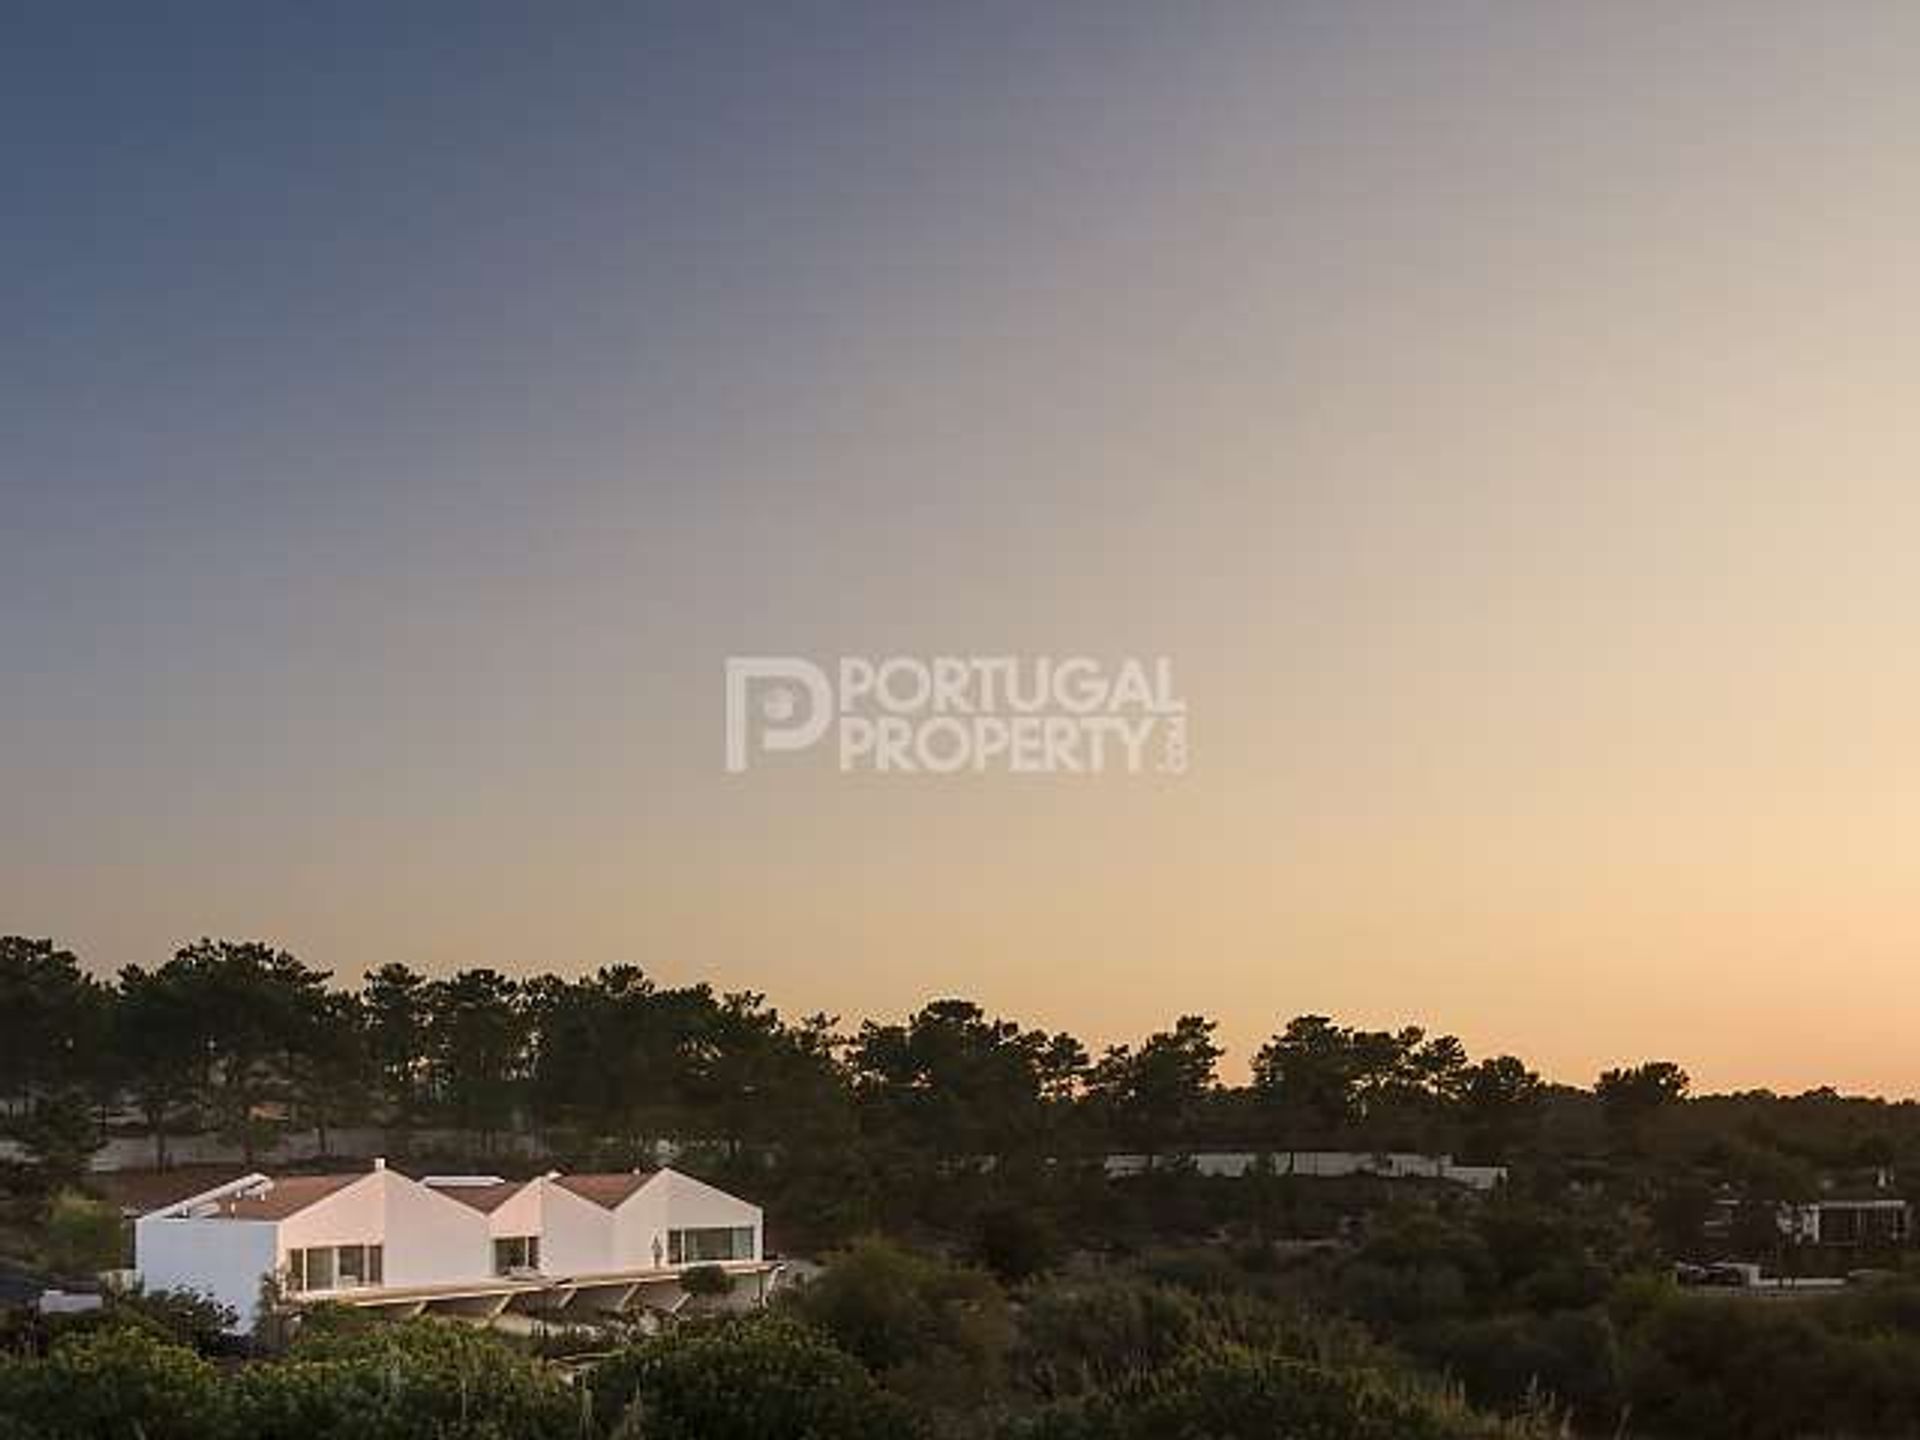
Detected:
left=1101, top=1151, right=1507, bottom=1191
left=1787, top=1197, right=1911, bottom=1247
left=134, top=1160, right=769, bottom=1331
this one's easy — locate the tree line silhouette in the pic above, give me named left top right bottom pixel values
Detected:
left=2, top=933, right=1651, bottom=1184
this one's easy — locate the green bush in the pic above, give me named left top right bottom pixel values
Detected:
left=1012, top=1276, right=1379, bottom=1402
left=1616, top=1289, right=1920, bottom=1440
left=41, top=1189, right=123, bottom=1278
left=1414, top=1308, right=1622, bottom=1423
left=586, top=1313, right=916, bottom=1439
left=0, top=1285, right=243, bottom=1361
left=974, top=1205, right=1063, bottom=1283
left=109, top=1286, right=242, bottom=1356
left=1006, top=1347, right=1552, bottom=1440
left=0, top=1357, right=33, bottom=1440
left=230, top=1318, right=581, bottom=1440
left=4, top=1326, right=221, bottom=1440
left=781, top=1235, right=1012, bottom=1409
left=681, top=1262, right=735, bottom=1297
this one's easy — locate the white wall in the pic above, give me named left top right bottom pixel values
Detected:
left=612, top=1175, right=669, bottom=1270
left=276, top=1169, right=492, bottom=1290
left=485, top=1181, right=543, bottom=1243
left=537, top=1180, right=615, bottom=1275
left=134, top=1214, right=277, bottom=1330
left=375, top=1170, right=492, bottom=1288
left=612, top=1169, right=761, bottom=1269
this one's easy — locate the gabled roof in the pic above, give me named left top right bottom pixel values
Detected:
left=202, top=1173, right=366, bottom=1220
left=553, top=1171, right=654, bottom=1209
left=426, top=1180, right=529, bottom=1214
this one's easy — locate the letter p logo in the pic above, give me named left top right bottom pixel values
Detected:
left=725, top=658, right=833, bottom=773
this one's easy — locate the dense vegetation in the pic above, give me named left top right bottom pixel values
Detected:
left=16, top=1241, right=1920, bottom=1439
left=9, top=932, right=1920, bottom=1436
left=0, top=1253, right=1562, bottom=1440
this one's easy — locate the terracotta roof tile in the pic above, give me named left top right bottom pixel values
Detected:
left=553, top=1172, right=653, bottom=1209
left=209, top=1173, right=366, bottom=1220
left=426, top=1180, right=528, bottom=1213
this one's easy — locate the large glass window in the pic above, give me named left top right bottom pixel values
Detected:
left=493, top=1235, right=541, bottom=1275
left=304, top=1245, right=335, bottom=1290
left=286, top=1243, right=382, bottom=1292
left=667, top=1226, right=756, bottom=1264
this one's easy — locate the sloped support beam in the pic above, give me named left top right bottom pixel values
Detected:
left=573, top=1281, right=640, bottom=1314
left=425, top=1292, right=515, bottom=1320
left=513, top=1284, right=578, bottom=1314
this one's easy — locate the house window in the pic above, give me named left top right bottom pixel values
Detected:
left=493, top=1235, right=541, bottom=1275
left=304, top=1246, right=335, bottom=1291
left=666, top=1226, right=755, bottom=1264
left=336, top=1244, right=383, bottom=1286
left=286, top=1243, right=383, bottom=1293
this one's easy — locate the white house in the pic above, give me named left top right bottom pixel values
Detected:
left=134, top=1160, right=769, bottom=1330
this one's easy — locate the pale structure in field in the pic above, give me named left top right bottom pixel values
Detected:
left=133, top=1159, right=771, bottom=1331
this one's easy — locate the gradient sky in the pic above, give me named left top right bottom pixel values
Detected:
left=7, top=3, right=1920, bottom=1094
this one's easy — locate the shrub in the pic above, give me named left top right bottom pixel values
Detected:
left=974, top=1205, right=1063, bottom=1283
left=784, top=1236, right=1009, bottom=1370
left=1012, top=1276, right=1380, bottom=1402
left=108, top=1286, right=242, bottom=1356
left=1614, top=1290, right=1920, bottom=1440
left=681, top=1262, right=735, bottom=1298
left=1415, top=1308, right=1623, bottom=1424
left=41, top=1190, right=123, bottom=1279
left=10, top=1326, right=221, bottom=1440
left=1006, top=1347, right=1551, bottom=1440
left=0, top=1284, right=243, bottom=1361
left=230, top=1317, right=581, bottom=1439
left=586, top=1313, right=917, bottom=1439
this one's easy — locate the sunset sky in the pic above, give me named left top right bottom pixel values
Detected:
left=7, top=3, right=1920, bottom=1094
